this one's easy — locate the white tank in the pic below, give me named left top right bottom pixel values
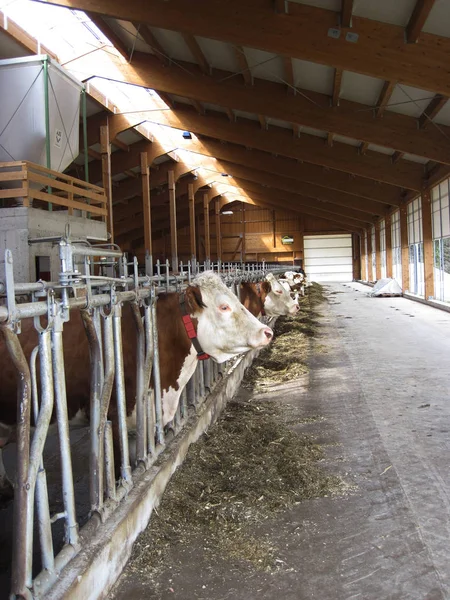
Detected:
left=0, top=54, right=83, bottom=173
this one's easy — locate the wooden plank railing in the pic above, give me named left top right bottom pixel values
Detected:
left=0, top=161, right=107, bottom=220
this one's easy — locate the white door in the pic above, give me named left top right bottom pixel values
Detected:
left=304, top=234, right=353, bottom=283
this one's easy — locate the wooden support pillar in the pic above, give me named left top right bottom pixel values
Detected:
left=215, top=198, right=222, bottom=261
left=242, top=202, right=246, bottom=262
left=367, top=227, right=373, bottom=281
left=422, top=190, right=434, bottom=300
left=140, top=152, right=152, bottom=258
left=400, top=204, right=410, bottom=292
left=375, top=221, right=382, bottom=280
left=298, top=215, right=304, bottom=267
left=188, top=183, right=196, bottom=261
left=100, top=125, right=113, bottom=241
left=203, top=193, right=211, bottom=262
left=272, top=210, right=276, bottom=248
left=168, top=170, right=178, bottom=273
left=360, top=232, right=367, bottom=281
left=385, top=214, right=393, bottom=278
left=352, top=233, right=361, bottom=280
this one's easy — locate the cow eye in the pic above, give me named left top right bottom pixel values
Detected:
left=219, top=304, right=231, bottom=312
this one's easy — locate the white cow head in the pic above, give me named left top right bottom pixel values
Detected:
left=186, top=272, right=273, bottom=363
left=263, top=273, right=299, bottom=316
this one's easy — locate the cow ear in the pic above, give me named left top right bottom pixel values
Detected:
left=262, top=281, right=271, bottom=293
left=185, top=285, right=206, bottom=312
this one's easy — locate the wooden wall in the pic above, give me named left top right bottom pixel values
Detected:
left=149, top=202, right=349, bottom=265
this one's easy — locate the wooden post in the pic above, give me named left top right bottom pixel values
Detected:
left=188, top=183, right=196, bottom=261
left=385, top=214, right=393, bottom=278
left=352, top=233, right=361, bottom=280
left=242, top=202, right=246, bottom=262
left=400, top=204, right=410, bottom=292
left=367, top=227, right=373, bottom=281
left=272, top=209, right=276, bottom=248
left=215, top=198, right=222, bottom=261
left=360, top=232, right=367, bottom=281
left=168, top=170, right=178, bottom=273
left=375, top=221, right=382, bottom=280
left=141, top=152, right=152, bottom=258
left=422, top=190, right=434, bottom=299
left=100, top=125, right=113, bottom=241
left=203, top=193, right=211, bottom=263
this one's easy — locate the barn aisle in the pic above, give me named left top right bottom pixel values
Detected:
left=111, top=285, right=450, bottom=600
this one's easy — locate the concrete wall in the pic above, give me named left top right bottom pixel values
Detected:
left=0, top=208, right=108, bottom=283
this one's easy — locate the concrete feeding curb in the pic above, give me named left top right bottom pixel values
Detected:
left=44, top=347, right=262, bottom=600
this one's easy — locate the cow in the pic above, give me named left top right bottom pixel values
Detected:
left=280, top=270, right=307, bottom=297
left=0, top=271, right=273, bottom=501
left=240, top=274, right=299, bottom=318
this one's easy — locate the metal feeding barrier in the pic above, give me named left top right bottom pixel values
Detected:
left=0, top=233, right=297, bottom=600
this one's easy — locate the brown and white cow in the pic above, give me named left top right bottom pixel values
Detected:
left=0, top=271, right=272, bottom=500
left=240, top=275, right=299, bottom=318
left=281, top=270, right=306, bottom=297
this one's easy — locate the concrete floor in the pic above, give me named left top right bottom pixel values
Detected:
left=101, top=284, right=450, bottom=598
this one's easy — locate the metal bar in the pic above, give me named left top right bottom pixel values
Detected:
left=80, top=309, right=103, bottom=511
left=82, top=88, right=89, bottom=183
left=112, top=305, right=132, bottom=484
left=131, top=302, right=147, bottom=465
left=98, top=313, right=115, bottom=503
left=150, top=297, right=164, bottom=445
left=51, top=320, right=79, bottom=547
left=43, top=56, right=52, bottom=207
left=1, top=326, right=33, bottom=599
left=143, top=305, right=155, bottom=455
left=104, top=421, right=116, bottom=501
left=30, top=333, right=55, bottom=575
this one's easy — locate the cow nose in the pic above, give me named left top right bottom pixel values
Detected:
left=263, top=327, right=273, bottom=340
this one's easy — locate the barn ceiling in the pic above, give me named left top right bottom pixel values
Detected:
left=1, top=0, right=450, bottom=249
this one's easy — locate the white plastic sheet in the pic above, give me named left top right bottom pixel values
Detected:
left=370, top=278, right=403, bottom=297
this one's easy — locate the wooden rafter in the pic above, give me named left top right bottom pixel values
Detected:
left=225, top=108, right=235, bottom=122
left=258, top=115, right=268, bottom=129
left=87, top=13, right=130, bottom=59
left=191, top=98, right=205, bottom=115
left=375, top=80, right=397, bottom=117
left=406, top=0, right=436, bottom=44
left=182, top=33, right=209, bottom=74
left=69, top=51, right=450, bottom=164
left=327, top=132, right=334, bottom=147
left=134, top=23, right=168, bottom=64
left=418, top=94, right=448, bottom=128
left=292, top=123, right=301, bottom=138
left=341, top=0, right=354, bottom=28
left=360, top=141, right=370, bottom=155
left=391, top=151, right=405, bottom=163
left=136, top=105, right=426, bottom=190
left=50, top=0, right=450, bottom=96
left=332, top=68, right=343, bottom=107
left=233, top=45, right=253, bottom=86
left=283, top=56, right=295, bottom=93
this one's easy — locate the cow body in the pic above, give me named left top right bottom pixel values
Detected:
left=0, top=272, right=273, bottom=499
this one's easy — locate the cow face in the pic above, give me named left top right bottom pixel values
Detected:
left=185, top=272, right=273, bottom=363
left=264, top=273, right=299, bottom=316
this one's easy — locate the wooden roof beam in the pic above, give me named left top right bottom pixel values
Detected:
left=134, top=23, right=168, bottom=64
left=359, top=141, right=370, bottom=155
left=258, top=115, right=268, bottom=130
left=182, top=33, right=210, bottom=74
left=332, top=68, right=343, bottom=107
left=87, top=13, right=130, bottom=60
left=140, top=105, right=424, bottom=190
left=48, top=0, right=450, bottom=96
left=67, top=51, right=450, bottom=164
left=341, top=0, right=355, bottom=28
left=327, top=132, right=334, bottom=147
left=391, top=151, right=404, bottom=164
left=406, top=0, right=436, bottom=43
left=233, top=46, right=253, bottom=86
left=191, top=98, right=205, bottom=115
left=376, top=80, right=397, bottom=117
left=418, top=95, right=448, bottom=128
left=283, top=56, right=296, bottom=94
